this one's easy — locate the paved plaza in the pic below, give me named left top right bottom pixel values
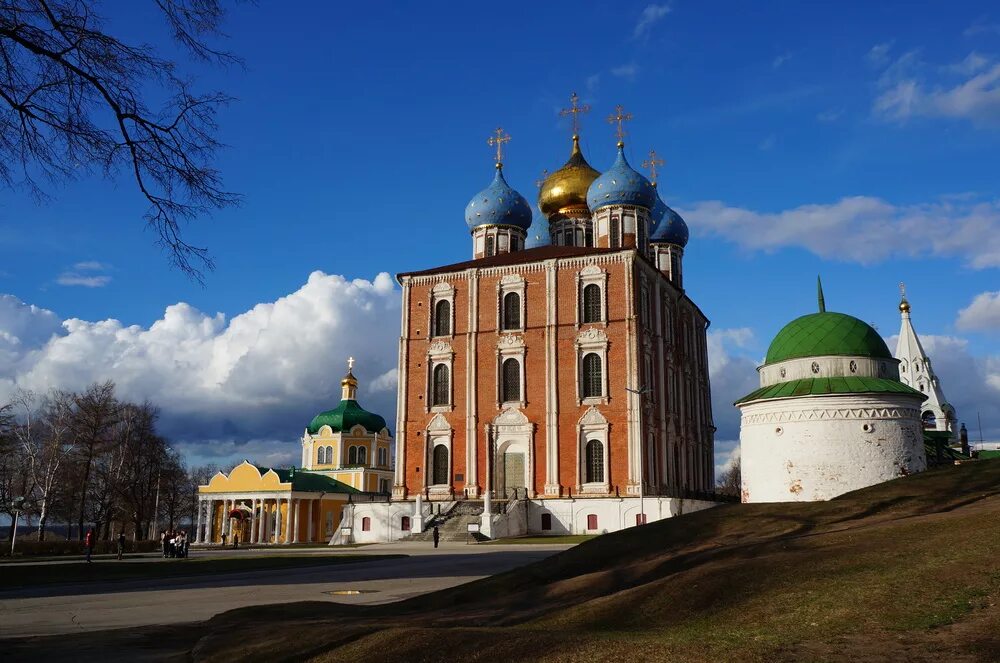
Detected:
left=0, top=542, right=572, bottom=639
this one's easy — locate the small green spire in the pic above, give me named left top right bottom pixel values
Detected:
left=817, top=275, right=826, bottom=313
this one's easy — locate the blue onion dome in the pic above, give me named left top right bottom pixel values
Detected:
left=464, top=166, right=533, bottom=231
left=586, top=144, right=657, bottom=212
left=650, top=191, right=689, bottom=247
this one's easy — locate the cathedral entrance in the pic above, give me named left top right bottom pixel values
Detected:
left=503, top=452, right=525, bottom=498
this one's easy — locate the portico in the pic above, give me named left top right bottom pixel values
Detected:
left=195, top=461, right=356, bottom=544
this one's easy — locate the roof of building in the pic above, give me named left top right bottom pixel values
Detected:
left=538, top=135, right=600, bottom=217
left=586, top=144, right=657, bottom=211
left=397, top=245, right=711, bottom=325
left=464, top=165, right=533, bottom=231
left=736, top=375, right=925, bottom=405
left=307, top=398, right=388, bottom=436
left=765, top=311, right=893, bottom=364
left=254, top=466, right=361, bottom=493
left=650, top=194, right=689, bottom=247
left=397, top=245, right=622, bottom=279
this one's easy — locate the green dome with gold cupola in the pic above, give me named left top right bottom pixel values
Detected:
left=306, top=363, right=389, bottom=435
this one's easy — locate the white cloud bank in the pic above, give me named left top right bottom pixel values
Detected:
left=633, top=4, right=671, bottom=40
left=0, top=272, right=401, bottom=467
left=871, top=45, right=1000, bottom=125
left=682, top=196, right=1000, bottom=269
left=957, top=291, right=1000, bottom=332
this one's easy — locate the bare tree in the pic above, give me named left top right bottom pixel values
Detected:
left=11, top=388, right=77, bottom=540
left=70, top=380, right=117, bottom=539
left=0, top=0, right=241, bottom=279
left=716, top=457, right=741, bottom=498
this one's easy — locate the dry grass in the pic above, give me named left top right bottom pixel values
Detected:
left=7, top=460, right=1000, bottom=662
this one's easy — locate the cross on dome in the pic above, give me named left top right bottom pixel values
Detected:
left=642, top=149, right=665, bottom=185
left=560, top=92, right=591, bottom=137
left=347, top=356, right=355, bottom=371
left=607, top=104, right=633, bottom=146
left=487, top=127, right=511, bottom=168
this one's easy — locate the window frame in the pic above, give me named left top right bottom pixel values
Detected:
left=501, top=291, right=521, bottom=331
left=576, top=265, right=608, bottom=328
left=497, top=274, right=526, bottom=333
left=432, top=443, right=450, bottom=486
left=501, top=357, right=521, bottom=404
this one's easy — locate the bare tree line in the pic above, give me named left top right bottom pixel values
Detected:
left=1, top=381, right=217, bottom=541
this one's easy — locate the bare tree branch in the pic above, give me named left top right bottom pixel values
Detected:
left=0, top=0, right=241, bottom=281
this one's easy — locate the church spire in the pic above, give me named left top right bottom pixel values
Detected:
left=341, top=357, right=358, bottom=401
left=817, top=275, right=826, bottom=313
left=894, top=288, right=955, bottom=438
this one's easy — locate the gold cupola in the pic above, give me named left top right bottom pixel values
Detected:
left=538, top=134, right=600, bottom=218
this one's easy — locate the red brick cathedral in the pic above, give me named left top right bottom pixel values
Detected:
left=391, top=105, right=715, bottom=514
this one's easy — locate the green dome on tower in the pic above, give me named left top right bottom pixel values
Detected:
left=307, top=399, right=388, bottom=435
left=765, top=312, right=892, bottom=363
left=306, top=360, right=390, bottom=435
left=764, top=276, right=892, bottom=364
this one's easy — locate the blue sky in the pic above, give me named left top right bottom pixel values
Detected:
left=2, top=2, right=999, bottom=470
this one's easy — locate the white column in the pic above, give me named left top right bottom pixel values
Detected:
left=195, top=498, right=203, bottom=543
left=249, top=499, right=258, bottom=544
left=274, top=497, right=283, bottom=544
left=393, top=278, right=411, bottom=498
left=260, top=500, right=268, bottom=544
left=284, top=498, right=293, bottom=543
left=292, top=499, right=301, bottom=543
left=208, top=500, right=216, bottom=543
left=307, top=500, right=314, bottom=542
left=220, top=499, right=228, bottom=539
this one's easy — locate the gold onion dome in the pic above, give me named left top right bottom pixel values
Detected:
left=538, top=135, right=600, bottom=217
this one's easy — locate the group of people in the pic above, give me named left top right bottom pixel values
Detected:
left=160, top=530, right=190, bottom=558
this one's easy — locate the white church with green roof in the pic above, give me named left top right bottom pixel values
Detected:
left=736, top=280, right=928, bottom=503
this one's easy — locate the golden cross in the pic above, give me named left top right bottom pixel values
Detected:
left=487, top=127, right=511, bottom=166
left=899, top=282, right=906, bottom=298
left=347, top=356, right=355, bottom=371
left=559, top=92, right=590, bottom=136
left=536, top=169, right=549, bottom=189
left=607, top=104, right=633, bottom=144
left=642, top=149, right=665, bottom=185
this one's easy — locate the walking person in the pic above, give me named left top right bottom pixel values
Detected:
left=161, top=530, right=168, bottom=558
left=233, top=532, right=239, bottom=549
left=84, top=528, right=95, bottom=563
left=432, top=526, right=440, bottom=549
left=117, top=531, right=126, bottom=560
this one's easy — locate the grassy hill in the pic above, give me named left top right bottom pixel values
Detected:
left=13, top=460, right=1000, bottom=662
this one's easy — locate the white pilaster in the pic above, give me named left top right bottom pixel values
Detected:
left=250, top=498, right=258, bottom=544
left=544, top=259, right=560, bottom=495
left=291, top=499, right=300, bottom=543
left=393, top=278, right=411, bottom=498
left=465, top=268, right=480, bottom=496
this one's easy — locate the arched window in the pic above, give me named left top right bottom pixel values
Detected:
left=502, top=292, right=521, bottom=330
left=585, top=439, right=604, bottom=483
left=348, top=446, right=358, bottom=465
left=358, top=446, right=367, bottom=464
left=510, top=235, right=520, bottom=252
left=502, top=358, right=521, bottom=402
left=432, top=364, right=449, bottom=406
left=485, top=235, right=495, bottom=257
left=582, top=353, right=603, bottom=398
left=582, top=284, right=601, bottom=323
left=378, top=448, right=387, bottom=466
left=317, top=447, right=326, bottom=465
left=361, top=517, right=371, bottom=532
left=610, top=217, right=620, bottom=247
left=401, top=516, right=411, bottom=531
left=432, top=444, right=449, bottom=485
left=922, top=411, right=937, bottom=428
left=434, top=299, right=451, bottom=336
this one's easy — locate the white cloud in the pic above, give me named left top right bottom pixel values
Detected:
left=585, top=73, right=601, bottom=94
left=957, top=291, right=1000, bottom=332
left=714, top=442, right=740, bottom=479
left=633, top=4, right=671, bottom=40
left=708, top=327, right=760, bottom=445
left=682, top=196, right=1000, bottom=269
left=57, top=261, right=113, bottom=287
left=867, top=42, right=894, bottom=67
left=0, top=271, right=401, bottom=467
left=611, top=63, right=639, bottom=81
left=772, top=52, right=791, bottom=69
left=56, top=274, right=112, bottom=287
left=964, top=22, right=1000, bottom=38
left=873, top=49, right=1000, bottom=125
left=758, top=134, right=776, bottom=151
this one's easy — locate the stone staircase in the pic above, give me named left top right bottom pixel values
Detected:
left=405, top=500, right=486, bottom=542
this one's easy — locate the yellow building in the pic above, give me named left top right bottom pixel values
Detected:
left=195, top=360, right=394, bottom=545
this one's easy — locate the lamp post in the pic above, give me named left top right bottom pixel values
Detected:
left=9, top=496, right=26, bottom=556
left=625, top=384, right=652, bottom=526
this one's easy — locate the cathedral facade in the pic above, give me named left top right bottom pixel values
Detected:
left=387, top=105, right=717, bottom=535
